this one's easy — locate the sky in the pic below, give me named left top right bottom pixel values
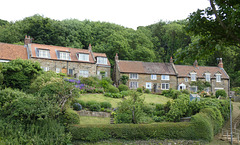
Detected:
left=0, top=0, right=210, bottom=29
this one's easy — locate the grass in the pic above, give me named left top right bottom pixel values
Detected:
left=77, top=93, right=172, bottom=108
left=79, top=116, right=110, bottom=125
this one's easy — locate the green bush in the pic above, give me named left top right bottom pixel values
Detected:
left=144, top=89, right=151, bottom=94
left=137, top=88, right=143, bottom=93
left=120, top=75, right=129, bottom=85
left=0, top=88, right=27, bottom=107
left=89, top=104, right=101, bottom=112
left=100, top=102, right=112, bottom=109
left=106, top=85, right=119, bottom=93
left=121, top=91, right=129, bottom=97
left=215, top=90, right=227, bottom=98
left=162, top=88, right=182, bottom=99
left=80, top=76, right=99, bottom=87
left=86, top=101, right=99, bottom=108
left=73, top=103, right=82, bottom=111
left=62, top=108, right=80, bottom=124
left=118, top=84, right=129, bottom=92
left=77, top=100, right=86, bottom=108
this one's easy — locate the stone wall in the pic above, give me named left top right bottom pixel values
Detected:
left=96, top=65, right=111, bottom=78
left=77, top=110, right=110, bottom=118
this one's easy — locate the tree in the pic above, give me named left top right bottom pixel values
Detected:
left=2, top=59, right=42, bottom=90
left=190, top=80, right=211, bottom=92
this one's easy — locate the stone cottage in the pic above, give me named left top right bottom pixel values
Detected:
left=114, top=53, right=230, bottom=95
left=0, top=36, right=111, bottom=78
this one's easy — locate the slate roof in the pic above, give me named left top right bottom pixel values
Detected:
left=0, top=43, right=28, bottom=60
left=117, top=60, right=176, bottom=75
left=175, top=65, right=229, bottom=79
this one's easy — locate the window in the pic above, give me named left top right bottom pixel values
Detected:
left=97, top=57, right=107, bottom=64
left=205, top=73, right=211, bottom=82
left=97, top=71, right=108, bottom=78
left=161, top=83, right=169, bottom=90
left=59, top=52, right=70, bottom=60
left=190, top=86, right=198, bottom=92
left=190, top=73, right=196, bottom=81
left=56, top=68, right=60, bottom=73
left=79, top=70, right=89, bottom=77
left=41, top=66, right=49, bottom=72
left=78, top=53, right=89, bottom=61
left=129, top=73, right=138, bottom=79
left=185, top=77, right=188, bottom=82
left=146, top=82, right=152, bottom=89
left=161, top=75, right=169, bottom=80
left=130, top=82, right=138, bottom=89
left=151, top=74, right=157, bottom=80
left=215, top=88, right=224, bottom=91
left=68, top=69, right=73, bottom=76
left=216, top=74, right=221, bottom=82
left=39, top=49, right=50, bottom=58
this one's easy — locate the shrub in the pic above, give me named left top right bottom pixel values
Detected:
left=89, top=104, right=101, bottom=112
left=144, top=89, right=151, bottom=94
left=0, top=88, right=27, bottom=107
left=121, top=91, right=129, bottom=97
left=104, top=92, right=123, bottom=98
left=120, top=75, right=129, bottom=85
left=73, top=103, right=82, bottom=111
left=62, top=108, right=80, bottom=124
left=106, top=85, right=119, bottom=93
left=77, top=100, right=86, bottom=108
left=100, top=108, right=105, bottom=112
left=80, top=76, right=99, bottom=87
left=181, top=89, right=190, bottom=95
left=86, top=101, right=99, bottom=108
left=153, top=116, right=162, bottom=122
left=137, top=88, right=143, bottom=93
left=100, top=102, right=112, bottom=109
left=162, top=88, right=182, bottom=99
left=118, top=84, right=129, bottom=92
left=215, top=90, right=227, bottom=98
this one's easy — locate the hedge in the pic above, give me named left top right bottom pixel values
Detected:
left=69, top=107, right=225, bottom=142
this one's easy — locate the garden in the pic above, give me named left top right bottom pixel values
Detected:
left=0, top=59, right=233, bottom=144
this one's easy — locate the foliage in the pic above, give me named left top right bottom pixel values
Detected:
left=144, top=89, right=151, bottom=94
left=232, top=87, right=240, bottom=96
left=86, top=101, right=99, bottom=108
left=2, top=59, right=42, bottom=90
left=61, top=108, right=80, bottom=124
left=120, top=75, right=129, bottom=85
left=77, top=100, right=86, bottom=108
left=0, top=63, right=3, bottom=89
left=105, top=85, right=119, bottom=93
left=73, top=103, right=82, bottom=111
left=190, top=80, right=211, bottom=92
left=80, top=76, right=99, bottom=87
left=137, top=88, right=143, bottom=93
left=89, top=104, right=101, bottom=112
left=118, top=84, right=129, bottom=92
left=100, top=102, right=112, bottom=109
left=162, top=88, right=182, bottom=99
left=215, top=90, right=227, bottom=98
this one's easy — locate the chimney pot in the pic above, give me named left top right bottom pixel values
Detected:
left=218, top=58, right=223, bottom=68
left=170, top=56, right=173, bottom=63
left=193, top=60, right=198, bottom=68
left=115, top=53, right=118, bottom=61
left=24, top=35, right=31, bottom=45
left=88, top=43, right=92, bottom=51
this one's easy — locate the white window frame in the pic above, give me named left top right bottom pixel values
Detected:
left=56, top=68, right=60, bottom=73
left=161, top=83, right=169, bottom=90
left=78, top=53, right=89, bottom=61
left=41, top=66, right=49, bottom=72
left=130, top=81, right=138, bottom=89
left=146, top=82, right=152, bottom=89
left=190, top=86, right=198, bottom=92
left=97, top=57, right=107, bottom=64
left=151, top=74, right=157, bottom=80
left=161, top=75, right=170, bottom=80
left=59, top=52, right=70, bottom=60
left=190, top=73, right=197, bottom=81
left=205, top=73, right=211, bottom=82
left=215, top=87, right=224, bottom=91
left=79, top=70, right=89, bottom=78
left=185, top=77, right=188, bottom=82
left=129, top=73, right=138, bottom=79
left=216, top=74, right=221, bottom=82
left=39, top=49, right=50, bottom=58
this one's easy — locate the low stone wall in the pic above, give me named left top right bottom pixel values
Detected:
left=77, top=110, right=110, bottom=118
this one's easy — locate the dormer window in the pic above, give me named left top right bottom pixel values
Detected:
left=190, top=72, right=197, bottom=81
left=59, top=51, right=70, bottom=60
left=78, top=53, right=89, bottom=61
left=36, top=48, right=50, bottom=58
left=97, top=57, right=107, bottom=64
left=205, top=73, right=211, bottom=82
left=216, top=74, right=221, bottom=82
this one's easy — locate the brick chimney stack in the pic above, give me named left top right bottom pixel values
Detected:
left=115, top=53, right=118, bottom=61
left=193, top=60, right=198, bottom=68
left=218, top=58, right=223, bottom=68
left=88, top=44, right=92, bottom=51
left=24, top=35, right=31, bottom=45
left=170, top=56, right=173, bottom=63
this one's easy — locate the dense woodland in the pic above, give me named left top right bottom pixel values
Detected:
left=0, top=1, right=239, bottom=88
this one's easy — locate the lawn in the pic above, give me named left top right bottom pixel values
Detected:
left=77, top=93, right=172, bottom=108
left=79, top=116, right=110, bottom=125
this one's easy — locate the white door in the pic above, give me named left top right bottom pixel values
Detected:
left=178, top=83, right=186, bottom=90
left=146, top=82, right=152, bottom=89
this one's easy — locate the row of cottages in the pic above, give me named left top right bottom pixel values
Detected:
left=0, top=36, right=111, bottom=78
left=114, top=54, right=230, bottom=95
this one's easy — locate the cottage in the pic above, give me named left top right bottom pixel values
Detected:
left=0, top=36, right=111, bottom=78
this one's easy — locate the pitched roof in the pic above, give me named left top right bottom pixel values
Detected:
left=117, top=60, right=176, bottom=75
left=93, top=52, right=111, bottom=66
left=175, top=65, right=229, bottom=79
left=0, top=43, right=28, bottom=60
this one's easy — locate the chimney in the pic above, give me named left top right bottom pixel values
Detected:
left=193, top=60, right=198, bottom=68
left=170, top=56, right=173, bottom=63
left=24, top=35, right=31, bottom=45
left=218, top=58, right=223, bottom=68
left=115, top=53, right=118, bottom=61
left=88, top=43, right=92, bottom=51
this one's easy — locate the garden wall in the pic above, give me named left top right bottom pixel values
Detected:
left=77, top=110, right=110, bottom=118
